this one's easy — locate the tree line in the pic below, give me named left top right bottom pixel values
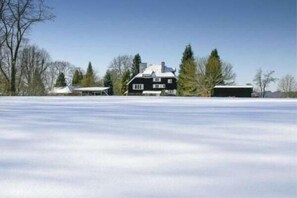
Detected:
left=177, top=45, right=236, bottom=97
left=1, top=0, right=296, bottom=97
left=177, top=45, right=297, bottom=98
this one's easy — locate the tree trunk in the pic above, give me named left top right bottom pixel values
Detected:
left=10, top=62, right=16, bottom=95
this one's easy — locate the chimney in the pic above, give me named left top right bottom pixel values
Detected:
left=139, top=63, right=147, bottom=73
left=161, top=62, right=165, bottom=73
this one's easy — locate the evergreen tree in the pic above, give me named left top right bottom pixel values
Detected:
left=177, top=44, right=196, bottom=96
left=181, top=44, right=194, bottom=64
left=104, top=70, right=113, bottom=95
left=205, top=49, right=224, bottom=86
left=55, top=72, right=67, bottom=87
left=120, top=69, right=131, bottom=95
left=79, top=70, right=84, bottom=82
left=81, top=62, right=96, bottom=87
left=72, top=70, right=81, bottom=86
left=177, top=59, right=198, bottom=96
left=131, top=54, right=142, bottom=77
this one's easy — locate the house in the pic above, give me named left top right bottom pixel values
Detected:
left=127, top=62, right=177, bottom=96
left=212, top=85, right=253, bottom=97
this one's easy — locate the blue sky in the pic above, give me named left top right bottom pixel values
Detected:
left=30, top=0, right=296, bottom=90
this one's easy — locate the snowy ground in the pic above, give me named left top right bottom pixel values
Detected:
left=0, top=97, right=296, bottom=198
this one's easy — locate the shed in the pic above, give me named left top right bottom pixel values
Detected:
left=212, top=85, right=253, bottom=97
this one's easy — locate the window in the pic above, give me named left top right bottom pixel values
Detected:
left=153, top=78, right=161, bottom=82
left=153, top=84, right=165, bottom=89
left=168, top=79, right=173, bottom=84
left=166, top=90, right=176, bottom=95
left=132, top=84, right=144, bottom=90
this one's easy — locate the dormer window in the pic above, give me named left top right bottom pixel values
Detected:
left=142, top=71, right=153, bottom=78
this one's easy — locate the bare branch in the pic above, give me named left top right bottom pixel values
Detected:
left=253, top=69, right=277, bottom=98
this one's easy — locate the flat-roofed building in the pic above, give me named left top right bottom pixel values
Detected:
left=49, top=86, right=110, bottom=96
left=212, top=85, right=253, bottom=97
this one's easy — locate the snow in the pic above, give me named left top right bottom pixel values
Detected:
left=133, top=71, right=175, bottom=79
left=142, top=91, right=162, bottom=95
left=214, top=85, right=254, bottom=88
left=0, top=97, right=296, bottom=198
left=144, top=64, right=176, bottom=74
left=74, top=87, right=110, bottom=91
left=128, top=64, right=176, bottom=85
left=49, top=86, right=75, bottom=94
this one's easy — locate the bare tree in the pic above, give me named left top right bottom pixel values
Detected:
left=0, top=0, right=4, bottom=17
left=0, top=0, right=5, bottom=44
left=197, top=57, right=236, bottom=96
left=108, top=55, right=133, bottom=95
left=0, top=0, right=54, bottom=95
left=109, top=55, right=133, bottom=76
left=18, top=45, right=50, bottom=95
left=0, top=1, right=8, bottom=92
left=0, top=0, right=6, bottom=44
left=0, top=44, right=11, bottom=93
left=253, top=69, right=277, bottom=98
left=278, top=74, right=297, bottom=97
left=45, top=61, right=75, bottom=90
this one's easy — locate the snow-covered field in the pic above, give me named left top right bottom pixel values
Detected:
left=0, top=97, right=296, bottom=198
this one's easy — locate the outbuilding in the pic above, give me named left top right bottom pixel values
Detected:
left=73, top=87, right=110, bottom=96
left=49, top=86, right=110, bottom=96
left=212, top=85, right=253, bottom=97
